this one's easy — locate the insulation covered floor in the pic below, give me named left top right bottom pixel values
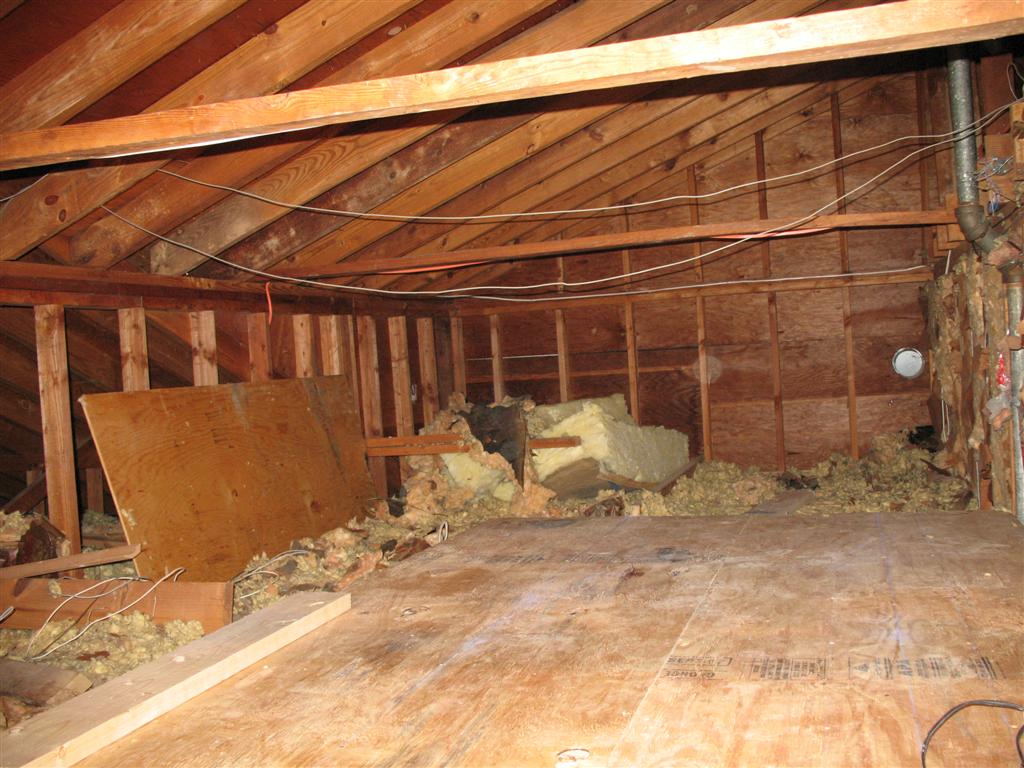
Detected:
left=80, top=511, right=1021, bottom=768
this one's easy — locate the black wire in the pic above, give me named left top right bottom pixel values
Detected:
left=920, top=699, right=1024, bottom=768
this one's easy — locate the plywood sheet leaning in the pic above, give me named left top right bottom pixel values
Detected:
left=80, top=375, right=374, bottom=582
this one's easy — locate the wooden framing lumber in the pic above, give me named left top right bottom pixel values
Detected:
left=0, top=261, right=449, bottom=317
left=288, top=209, right=957, bottom=280
left=292, top=314, right=315, bottom=378
left=0, top=0, right=419, bottom=261
left=830, top=93, right=860, bottom=460
left=451, top=315, right=467, bottom=396
left=0, top=577, right=233, bottom=634
left=622, top=244, right=641, bottom=421
left=34, top=305, right=80, bottom=553
left=188, top=311, right=218, bottom=386
left=356, top=316, right=386, bottom=496
left=85, top=467, right=105, bottom=515
left=318, top=315, right=346, bottom=378
left=555, top=308, right=571, bottom=402
left=0, top=470, right=47, bottom=515
left=690, top=166, right=713, bottom=460
left=0, top=544, right=140, bottom=580
left=117, top=307, right=150, bottom=391
left=1, top=591, right=351, bottom=768
left=387, top=317, right=415, bottom=437
left=365, top=435, right=582, bottom=457
left=490, top=314, right=506, bottom=402
left=3, top=1, right=1019, bottom=171
left=754, top=131, right=786, bottom=471
left=246, top=312, right=271, bottom=383
left=415, top=318, right=440, bottom=425
left=0, top=0, right=243, bottom=133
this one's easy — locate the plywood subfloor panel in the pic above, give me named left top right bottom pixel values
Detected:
left=79, top=512, right=1022, bottom=768
left=80, top=375, right=373, bottom=582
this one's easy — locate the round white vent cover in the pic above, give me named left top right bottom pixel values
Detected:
left=892, top=347, right=925, bottom=379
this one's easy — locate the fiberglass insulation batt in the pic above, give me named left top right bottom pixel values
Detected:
left=529, top=394, right=688, bottom=486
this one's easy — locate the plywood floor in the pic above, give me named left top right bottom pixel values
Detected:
left=81, top=511, right=1022, bottom=768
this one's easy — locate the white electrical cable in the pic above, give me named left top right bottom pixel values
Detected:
left=98, top=99, right=1013, bottom=302
left=0, top=176, right=44, bottom=203
left=151, top=101, right=1016, bottom=223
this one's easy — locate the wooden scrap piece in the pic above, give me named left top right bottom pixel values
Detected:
left=12, top=518, right=68, bottom=567
left=0, top=577, right=232, bottom=634
left=0, top=659, right=92, bottom=706
left=1, top=591, right=351, bottom=768
left=79, top=375, right=373, bottom=582
left=747, top=490, right=816, bottom=516
left=0, top=544, right=140, bottom=580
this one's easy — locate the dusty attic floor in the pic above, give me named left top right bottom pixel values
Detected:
left=69, top=510, right=1024, bottom=768
left=0, top=431, right=980, bottom=729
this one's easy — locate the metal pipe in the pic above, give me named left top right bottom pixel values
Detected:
left=1004, top=268, right=1024, bottom=523
left=946, top=48, right=1000, bottom=254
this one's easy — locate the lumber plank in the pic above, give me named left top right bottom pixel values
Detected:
left=1, top=591, right=351, bottom=768
left=451, top=316, right=467, bottom=396
left=0, top=0, right=418, bottom=261
left=415, top=318, right=440, bottom=425
left=317, top=315, right=345, bottom=378
left=356, top=317, right=387, bottom=496
left=188, top=311, right=218, bottom=386
left=489, top=315, right=505, bottom=402
left=33, top=306, right=80, bottom=553
left=299, top=208, right=959, bottom=280
left=79, top=377, right=373, bottom=582
left=4, top=1, right=1020, bottom=172
left=830, top=93, right=860, bottom=460
left=0, top=0, right=242, bottom=133
left=387, top=317, right=414, bottom=437
left=245, top=313, right=271, bottom=383
left=555, top=308, right=571, bottom=402
left=0, top=544, right=139, bottom=580
left=0, top=577, right=232, bottom=634
left=292, top=314, right=315, bottom=378
left=117, top=307, right=150, bottom=392
left=0, top=470, right=46, bottom=515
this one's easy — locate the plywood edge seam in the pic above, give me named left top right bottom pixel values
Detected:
left=1, top=591, right=351, bottom=768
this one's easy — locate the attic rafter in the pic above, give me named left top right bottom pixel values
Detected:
left=0, top=0, right=244, bottom=132
left=390, top=74, right=886, bottom=293
left=141, top=0, right=669, bottom=277
left=71, top=0, right=557, bottom=270
left=0, top=0, right=420, bottom=261
left=0, top=0, right=1020, bottom=172
left=191, top=0, right=802, bottom=281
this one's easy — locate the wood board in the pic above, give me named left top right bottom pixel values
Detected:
left=0, top=577, right=232, bottom=634
left=80, top=375, right=374, bottom=582
left=1, top=591, right=351, bottom=768
left=64, top=510, right=1023, bottom=767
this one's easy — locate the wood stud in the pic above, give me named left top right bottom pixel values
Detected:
left=489, top=314, right=505, bottom=402
left=246, top=313, right=271, bottom=383
left=292, top=314, right=315, bottom=378
left=188, top=310, right=218, bottom=386
left=356, top=315, right=386, bottom=497
left=416, top=317, right=440, bottom=425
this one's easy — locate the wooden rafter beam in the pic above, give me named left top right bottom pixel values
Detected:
left=1, top=0, right=1020, bottom=171
left=0, top=263, right=449, bottom=317
left=281, top=209, right=957, bottom=279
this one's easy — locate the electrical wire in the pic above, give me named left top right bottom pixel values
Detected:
left=920, top=699, right=1024, bottom=768
left=100, top=98, right=1014, bottom=303
left=29, top=568, right=185, bottom=660
left=0, top=176, right=44, bottom=203
left=151, top=101, right=1016, bottom=223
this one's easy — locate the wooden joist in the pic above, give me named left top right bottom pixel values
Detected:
left=1, top=1, right=1019, bottom=171
left=0, top=543, right=140, bottom=580
left=0, top=577, right=232, bottom=634
left=289, top=209, right=958, bottom=280
left=365, top=434, right=582, bottom=457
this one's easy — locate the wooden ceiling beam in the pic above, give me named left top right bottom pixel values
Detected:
left=70, top=0, right=556, bottom=270
left=194, top=0, right=791, bottom=282
left=1, top=0, right=1019, bottom=172
left=279, top=209, right=954, bottom=280
left=0, top=0, right=244, bottom=133
left=0, top=262, right=447, bottom=317
left=141, top=0, right=669, bottom=277
left=0, top=0, right=419, bottom=261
